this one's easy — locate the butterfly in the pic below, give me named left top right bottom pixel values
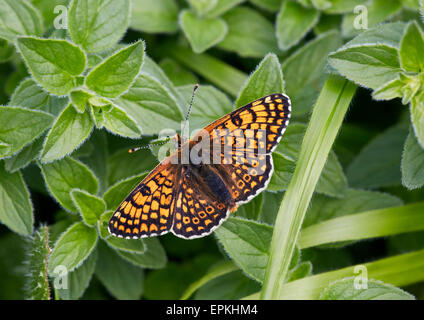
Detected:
left=109, top=92, right=291, bottom=239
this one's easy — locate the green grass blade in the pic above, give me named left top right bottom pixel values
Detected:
left=246, top=249, right=424, bottom=299
left=261, top=75, right=357, bottom=299
left=170, top=46, right=247, bottom=97
left=299, top=201, right=424, bottom=249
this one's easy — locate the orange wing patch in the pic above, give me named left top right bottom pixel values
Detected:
left=109, top=161, right=180, bottom=239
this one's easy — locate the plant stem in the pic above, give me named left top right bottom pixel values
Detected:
left=260, top=75, right=357, bottom=299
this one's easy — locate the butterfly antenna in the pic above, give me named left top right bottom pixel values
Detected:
left=181, top=83, right=199, bottom=139
left=128, top=137, right=172, bottom=153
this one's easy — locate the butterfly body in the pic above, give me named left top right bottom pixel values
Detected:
left=109, top=93, right=291, bottom=239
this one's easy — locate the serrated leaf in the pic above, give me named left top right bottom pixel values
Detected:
left=0, top=106, right=53, bottom=159
left=342, top=0, right=402, bottom=38
left=48, top=222, right=98, bottom=275
left=39, top=157, right=98, bottom=212
left=131, top=0, right=178, bottom=33
left=282, top=30, right=342, bottom=115
left=10, top=78, right=68, bottom=116
left=215, top=217, right=273, bottom=282
left=117, top=237, right=167, bottom=269
left=86, top=41, right=144, bottom=98
left=399, top=21, right=424, bottom=73
left=25, top=226, right=50, bottom=300
left=70, top=189, right=106, bottom=227
left=401, top=129, right=424, bottom=189
left=68, top=0, right=130, bottom=53
left=347, top=125, right=408, bottom=189
left=4, top=135, right=44, bottom=173
left=106, top=236, right=145, bottom=254
left=236, top=53, right=284, bottom=108
left=179, top=10, right=227, bottom=54
left=276, top=0, right=320, bottom=51
left=70, top=90, right=92, bottom=113
left=320, top=278, right=415, bottom=300
left=0, top=0, right=43, bottom=42
left=95, top=241, right=144, bottom=300
left=218, top=6, right=278, bottom=58
left=411, top=94, right=424, bottom=148
left=117, top=73, right=183, bottom=135
left=56, top=248, right=97, bottom=300
left=102, top=104, right=142, bottom=138
left=41, top=104, right=94, bottom=163
left=17, top=37, right=86, bottom=96
left=328, top=44, right=401, bottom=90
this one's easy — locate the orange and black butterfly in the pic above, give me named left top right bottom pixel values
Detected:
left=109, top=91, right=291, bottom=239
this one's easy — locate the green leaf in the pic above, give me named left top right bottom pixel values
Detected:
left=117, top=237, right=167, bottom=269
left=259, top=191, right=284, bottom=225
left=176, top=84, right=233, bottom=131
left=70, top=90, right=92, bottom=114
left=130, top=0, right=178, bottom=33
left=0, top=106, right=53, bottom=159
left=303, top=189, right=403, bottom=229
left=4, top=135, right=44, bottom=173
left=275, top=123, right=348, bottom=197
left=179, top=10, right=227, bottom=54
left=195, top=270, right=260, bottom=299
left=347, top=125, right=408, bottom=189
left=287, top=261, right=312, bottom=282
left=215, top=217, right=272, bottom=282
left=187, top=0, right=218, bottom=16
left=102, top=104, right=141, bottom=138
left=68, top=0, right=130, bottom=53
left=399, top=21, right=424, bottom=73
left=206, top=0, right=246, bottom=17
left=17, top=37, right=86, bottom=96
left=40, top=157, right=98, bottom=212
left=117, top=73, right=183, bottom=135
left=320, top=278, right=415, bottom=300
left=0, top=0, right=43, bottom=42
left=372, top=77, right=404, bottom=101
left=86, top=41, right=144, bottom=98
left=342, top=0, right=402, bottom=38
left=159, top=58, right=198, bottom=86
left=40, top=104, right=94, bottom=163
left=48, top=222, right=98, bottom=275
left=276, top=0, right=320, bottom=51
left=235, top=192, right=264, bottom=220
left=411, top=94, right=424, bottom=148
left=267, top=152, right=295, bottom=192
left=98, top=211, right=113, bottom=240
left=0, top=39, right=14, bottom=62
left=10, top=78, right=68, bottom=116
left=24, top=226, right=50, bottom=300
left=218, top=6, right=279, bottom=58
left=249, top=0, right=283, bottom=11
left=106, top=236, right=145, bottom=254
left=322, top=0, right=369, bottom=14
left=70, top=189, right=106, bottom=227
left=282, top=30, right=342, bottom=115
left=328, top=44, right=401, bottom=90
left=236, top=53, right=284, bottom=108
left=57, top=248, right=97, bottom=300
left=401, top=129, right=424, bottom=189
left=95, top=241, right=144, bottom=300
left=31, top=0, right=68, bottom=29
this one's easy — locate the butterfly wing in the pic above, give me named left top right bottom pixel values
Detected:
left=171, top=166, right=230, bottom=239
left=197, top=93, right=291, bottom=204
left=108, top=160, right=181, bottom=239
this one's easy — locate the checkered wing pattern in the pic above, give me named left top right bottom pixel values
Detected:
left=108, top=161, right=179, bottom=239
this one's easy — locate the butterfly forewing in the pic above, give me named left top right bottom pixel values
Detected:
left=108, top=161, right=180, bottom=238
